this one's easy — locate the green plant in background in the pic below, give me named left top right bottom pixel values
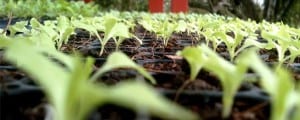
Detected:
left=28, top=16, right=75, bottom=50
left=177, top=47, right=207, bottom=80
left=55, top=16, right=75, bottom=49
left=8, top=21, right=28, bottom=36
left=72, top=16, right=140, bottom=55
left=0, top=38, right=198, bottom=120
left=261, top=25, right=298, bottom=66
left=138, top=15, right=160, bottom=37
left=174, top=20, right=188, bottom=34
left=4, top=19, right=58, bottom=51
left=156, top=20, right=177, bottom=46
left=29, top=18, right=68, bottom=50
left=196, top=16, right=227, bottom=50
left=196, top=15, right=222, bottom=45
left=101, top=16, right=141, bottom=53
left=71, top=16, right=103, bottom=41
left=0, top=0, right=98, bottom=18
left=287, top=28, right=300, bottom=64
left=199, top=29, right=222, bottom=51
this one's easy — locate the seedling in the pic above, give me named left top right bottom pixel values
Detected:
left=55, top=16, right=75, bottom=49
left=156, top=20, right=177, bottom=46
left=2, top=38, right=198, bottom=120
left=102, top=16, right=141, bottom=52
left=178, top=45, right=248, bottom=118
left=238, top=49, right=298, bottom=120
left=0, top=0, right=98, bottom=18
left=261, top=28, right=292, bottom=66
left=8, top=21, right=28, bottom=36
left=72, top=16, right=140, bottom=55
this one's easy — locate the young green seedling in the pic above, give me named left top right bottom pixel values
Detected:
left=156, top=20, right=177, bottom=46
left=71, top=17, right=104, bottom=51
left=8, top=20, right=29, bottom=36
left=29, top=18, right=58, bottom=51
left=175, top=46, right=208, bottom=101
left=101, top=16, right=141, bottom=55
left=176, top=47, right=207, bottom=80
left=197, top=18, right=224, bottom=46
left=108, top=20, right=141, bottom=51
left=138, top=16, right=160, bottom=39
left=73, top=16, right=139, bottom=55
left=178, top=45, right=248, bottom=118
left=287, top=40, right=300, bottom=64
left=1, top=0, right=98, bottom=18
left=55, top=16, right=75, bottom=49
left=261, top=27, right=293, bottom=66
left=3, top=39, right=198, bottom=120
left=200, top=45, right=248, bottom=117
left=175, top=20, right=188, bottom=34
left=237, top=49, right=298, bottom=120
left=138, top=16, right=154, bottom=32
left=199, top=29, right=222, bottom=51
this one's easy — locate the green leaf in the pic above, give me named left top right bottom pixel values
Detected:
left=108, top=81, right=199, bottom=120
left=3, top=39, right=106, bottom=120
left=237, top=49, right=276, bottom=93
left=175, top=20, right=187, bottom=33
left=176, top=46, right=207, bottom=80
left=179, top=45, right=248, bottom=118
left=156, top=20, right=177, bottom=46
left=287, top=46, right=298, bottom=63
left=4, top=39, right=197, bottom=120
left=91, top=51, right=156, bottom=84
left=4, top=40, right=69, bottom=118
left=261, top=30, right=291, bottom=64
left=71, top=18, right=102, bottom=42
left=30, top=18, right=42, bottom=29
left=112, top=22, right=130, bottom=50
left=56, top=16, right=75, bottom=49
left=200, top=45, right=247, bottom=117
left=243, top=39, right=274, bottom=51
left=8, top=21, right=28, bottom=36
left=103, top=16, right=118, bottom=43
left=271, top=68, right=297, bottom=120
left=139, top=19, right=155, bottom=32
left=238, top=49, right=297, bottom=120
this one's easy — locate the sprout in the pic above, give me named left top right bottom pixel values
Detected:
left=3, top=38, right=198, bottom=120
left=55, top=16, right=75, bottom=49
left=178, top=45, right=248, bottom=118
left=238, top=49, right=298, bottom=120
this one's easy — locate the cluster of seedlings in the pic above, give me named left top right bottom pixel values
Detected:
left=1, top=11, right=300, bottom=120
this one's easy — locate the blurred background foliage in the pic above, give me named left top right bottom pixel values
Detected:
left=75, top=0, right=299, bottom=27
